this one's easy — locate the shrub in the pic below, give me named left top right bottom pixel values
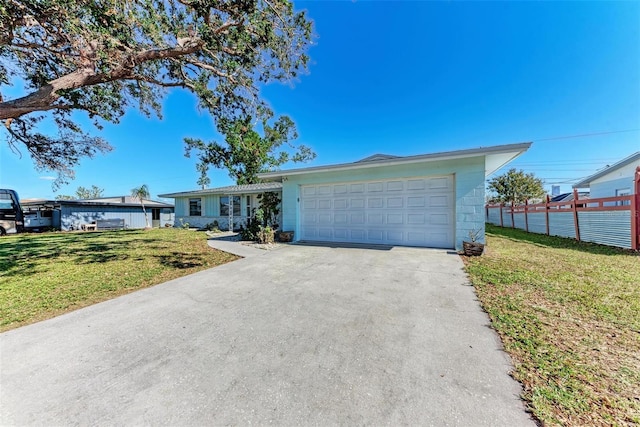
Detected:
left=256, top=226, right=275, bottom=244
left=203, top=221, right=220, bottom=232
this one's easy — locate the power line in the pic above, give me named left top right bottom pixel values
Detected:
left=533, top=128, right=640, bottom=142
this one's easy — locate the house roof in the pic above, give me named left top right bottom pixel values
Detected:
left=21, top=197, right=173, bottom=208
left=258, top=142, right=532, bottom=180
left=572, top=151, right=640, bottom=188
left=356, top=154, right=401, bottom=162
left=158, top=182, right=283, bottom=198
left=550, top=192, right=590, bottom=202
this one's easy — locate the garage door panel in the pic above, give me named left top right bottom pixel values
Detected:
left=429, top=195, right=449, bottom=207
left=318, top=213, right=332, bottom=224
left=302, top=212, right=317, bottom=224
left=333, top=184, right=348, bottom=194
left=300, top=175, right=454, bottom=248
left=368, top=230, right=384, bottom=241
left=387, top=181, right=404, bottom=191
left=407, top=213, right=425, bottom=224
left=351, top=198, right=365, bottom=208
left=387, top=213, right=404, bottom=224
left=349, top=212, right=365, bottom=224
left=428, top=177, right=450, bottom=189
left=351, top=229, right=366, bottom=240
left=387, top=197, right=403, bottom=208
left=368, top=198, right=384, bottom=208
left=334, top=199, right=348, bottom=209
left=334, top=228, right=348, bottom=239
left=430, top=213, right=450, bottom=225
left=318, top=199, right=331, bottom=209
left=334, top=213, right=348, bottom=224
left=407, top=179, right=425, bottom=190
left=318, top=186, right=331, bottom=195
left=368, top=213, right=384, bottom=224
left=350, top=183, right=365, bottom=193
left=303, top=199, right=316, bottom=209
left=318, top=228, right=332, bottom=238
left=368, top=182, right=384, bottom=192
left=303, top=186, right=317, bottom=196
left=407, top=197, right=425, bottom=207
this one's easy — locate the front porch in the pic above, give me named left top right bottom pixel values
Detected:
left=159, top=182, right=283, bottom=232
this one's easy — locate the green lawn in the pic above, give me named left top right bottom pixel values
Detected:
left=0, top=228, right=238, bottom=331
left=465, top=224, right=640, bottom=426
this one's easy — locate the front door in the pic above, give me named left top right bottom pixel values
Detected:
left=152, top=208, right=160, bottom=228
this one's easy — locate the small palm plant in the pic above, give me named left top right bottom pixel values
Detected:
left=131, top=184, right=151, bottom=228
left=463, top=228, right=484, bottom=256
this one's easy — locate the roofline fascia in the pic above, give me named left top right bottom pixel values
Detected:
left=258, top=142, right=533, bottom=180
left=21, top=200, right=174, bottom=208
left=159, top=187, right=283, bottom=198
left=572, top=151, right=640, bottom=188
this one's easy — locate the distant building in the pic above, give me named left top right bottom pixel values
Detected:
left=21, top=196, right=174, bottom=231
left=573, top=151, right=640, bottom=198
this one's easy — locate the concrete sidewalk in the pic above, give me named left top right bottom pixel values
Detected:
left=0, top=244, right=533, bottom=426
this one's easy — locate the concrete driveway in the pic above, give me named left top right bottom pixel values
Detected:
left=1, top=244, right=533, bottom=426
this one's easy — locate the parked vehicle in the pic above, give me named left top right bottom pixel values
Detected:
left=23, top=208, right=54, bottom=231
left=0, top=189, right=24, bottom=235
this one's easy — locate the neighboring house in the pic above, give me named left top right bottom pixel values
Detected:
left=550, top=192, right=590, bottom=203
left=21, top=196, right=174, bottom=231
left=162, top=143, right=530, bottom=250
left=573, top=151, right=640, bottom=199
left=159, top=182, right=283, bottom=231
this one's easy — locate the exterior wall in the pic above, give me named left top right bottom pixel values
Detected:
left=60, top=205, right=174, bottom=231
left=590, top=177, right=635, bottom=199
left=173, top=193, right=281, bottom=230
left=281, top=156, right=486, bottom=250
left=587, top=161, right=639, bottom=198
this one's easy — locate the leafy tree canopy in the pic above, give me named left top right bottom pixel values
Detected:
left=185, top=111, right=315, bottom=185
left=487, top=168, right=545, bottom=204
left=0, top=0, right=312, bottom=187
left=56, top=184, right=104, bottom=200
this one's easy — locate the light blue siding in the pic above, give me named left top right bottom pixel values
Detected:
left=590, top=177, right=634, bottom=199
left=281, top=156, right=486, bottom=250
left=59, top=205, right=173, bottom=230
left=172, top=193, right=280, bottom=230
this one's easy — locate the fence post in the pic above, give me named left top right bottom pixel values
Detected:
left=545, top=195, right=550, bottom=236
left=511, top=202, right=515, bottom=229
left=499, top=203, right=504, bottom=227
left=572, top=189, right=581, bottom=242
left=632, top=166, right=640, bottom=250
left=524, top=199, right=529, bottom=232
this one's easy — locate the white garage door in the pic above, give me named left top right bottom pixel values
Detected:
left=300, top=176, right=454, bottom=248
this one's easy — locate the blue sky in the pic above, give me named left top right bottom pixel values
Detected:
left=1, top=1, right=639, bottom=201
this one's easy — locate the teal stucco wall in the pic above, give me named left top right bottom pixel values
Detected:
left=280, top=156, right=486, bottom=250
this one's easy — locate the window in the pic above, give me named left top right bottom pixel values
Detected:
left=220, top=196, right=241, bottom=216
left=246, top=195, right=251, bottom=217
left=189, top=198, right=202, bottom=216
left=41, top=210, right=53, bottom=218
left=616, top=188, right=631, bottom=206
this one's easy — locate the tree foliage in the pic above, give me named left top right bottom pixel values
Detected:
left=184, top=112, right=315, bottom=185
left=56, top=184, right=104, bottom=200
left=131, top=184, right=150, bottom=228
left=0, top=0, right=313, bottom=186
left=487, top=168, right=545, bottom=204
